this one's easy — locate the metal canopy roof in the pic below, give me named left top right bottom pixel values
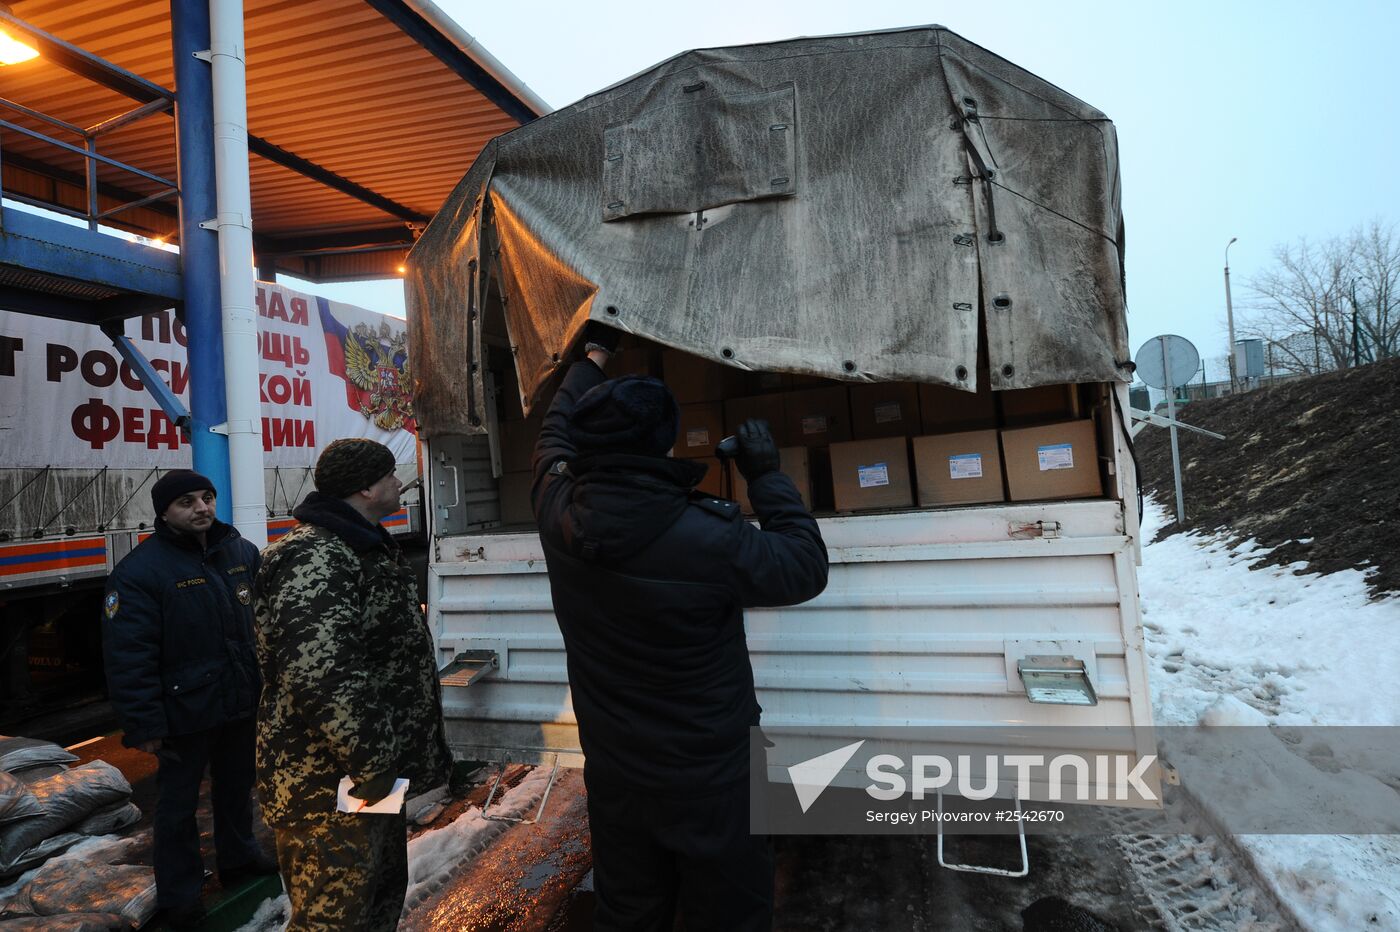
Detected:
left=0, top=0, right=545, bottom=281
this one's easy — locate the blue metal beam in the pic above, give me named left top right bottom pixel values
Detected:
left=362, top=0, right=539, bottom=126
left=0, top=286, right=172, bottom=324
left=0, top=207, right=183, bottom=301
left=105, top=330, right=192, bottom=436
left=170, top=0, right=231, bottom=522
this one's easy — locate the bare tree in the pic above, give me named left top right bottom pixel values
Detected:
left=1351, top=220, right=1400, bottom=362
left=1240, top=220, right=1399, bottom=376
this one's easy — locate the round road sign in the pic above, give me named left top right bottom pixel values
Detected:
left=1134, top=335, right=1200, bottom=389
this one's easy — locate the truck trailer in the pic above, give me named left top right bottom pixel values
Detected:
left=406, top=26, right=1157, bottom=825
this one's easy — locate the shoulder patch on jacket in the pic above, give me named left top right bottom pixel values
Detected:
left=691, top=497, right=740, bottom=521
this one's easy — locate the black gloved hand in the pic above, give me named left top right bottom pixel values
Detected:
left=580, top=321, right=622, bottom=356
left=736, top=419, right=781, bottom=482
left=348, top=773, right=398, bottom=806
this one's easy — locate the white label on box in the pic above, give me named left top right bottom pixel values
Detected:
left=873, top=402, right=902, bottom=424
left=948, top=452, right=983, bottom=479
left=1037, top=443, right=1074, bottom=471
left=857, top=463, right=890, bottom=488
left=686, top=427, right=710, bottom=447
left=801, top=415, right=828, bottom=435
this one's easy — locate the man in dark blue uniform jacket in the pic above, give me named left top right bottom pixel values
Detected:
left=532, top=330, right=829, bottom=932
left=102, top=470, right=275, bottom=928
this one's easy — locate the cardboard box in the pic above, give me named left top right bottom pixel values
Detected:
left=498, top=471, right=535, bottom=526
left=784, top=386, right=852, bottom=447
left=850, top=383, right=922, bottom=440
left=1000, top=419, right=1103, bottom=501
left=999, top=384, right=1081, bottom=426
left=829, top=437, right=913, bottom=512
left=724, top=394, right=788, bottom=445
left=694, top=457, right=725, bottom=499
left=919, top=381, right=996, bottom=433
left=729, top=447, right=811, bottom=514
left=913, top=430, right=1006, bottom=506
left=498, top=418, right=540, bottom=473
left=674, top=403, right=724, bottom=458
left=662, top=349, right=729, bottom=403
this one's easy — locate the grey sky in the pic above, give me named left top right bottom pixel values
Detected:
left=304, top=0, right=1399, bottom=384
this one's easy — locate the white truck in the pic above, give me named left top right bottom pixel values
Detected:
left=406, top=26, right=1157, bottom=836
left=0, top=282, right=421, bottom=721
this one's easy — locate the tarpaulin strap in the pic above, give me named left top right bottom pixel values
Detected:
left=961, top=136, right=1002, bottom=243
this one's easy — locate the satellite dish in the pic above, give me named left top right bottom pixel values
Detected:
left=1134, top=335, right=1200, bottom=389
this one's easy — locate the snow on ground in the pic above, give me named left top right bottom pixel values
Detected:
left=1137, top=498, right=1400, bottom=930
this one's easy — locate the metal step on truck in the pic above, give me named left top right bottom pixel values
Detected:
left=405, top=25, right=1158, bottom=842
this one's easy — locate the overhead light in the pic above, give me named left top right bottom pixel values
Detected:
left=0, top=29, right=38, bottom=65
left=396, top=265, right=407, bottom=275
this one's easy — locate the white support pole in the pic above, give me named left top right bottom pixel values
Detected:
left=207, top=0, right=267, bottom=547
left=1161, top=339, right=1186, bottom=526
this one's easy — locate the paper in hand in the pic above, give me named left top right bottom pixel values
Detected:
left=336, top=775, right=410, bottom=814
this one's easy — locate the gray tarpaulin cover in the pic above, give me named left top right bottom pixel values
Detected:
left=407, top=26, right=1129, bottom=436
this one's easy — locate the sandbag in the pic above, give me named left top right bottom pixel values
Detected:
left=0, top=775, right=40, bottom=826
left=0, top=738, right=78, bottom=774
left=0, top=832, right=84, bottom=879
left=10, top=765, right=66, bottom=786
left=0, top=914, right=125, bottom=932
left=0, top=763, right=131, bottom=873
left=5, top=859, right=156, bottom=929
left=73, top=802, right=141, bottom=837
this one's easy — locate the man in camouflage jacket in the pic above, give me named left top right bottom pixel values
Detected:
left=255, top=439, right=451, bottom=931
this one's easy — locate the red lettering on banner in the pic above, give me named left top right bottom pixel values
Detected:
left=80, top=350, right=118, bottom=388
left=140, top=312, right=171, bottom=344
left=150, top=359, right=188, bottom=395
left=0, top=336, right=21, bottom=377
left=173, top=317, right=187, bottom=347
left=254, top=287, right=266, bottom=317
left=291, top=376, right=310, bottom=406
left=262, top=374, right=292, bottom=405
left=292, top=419, right=315, bottom=447
left=288, top=298, right=309, bottom=326
left=72, top=398, right=119, bottom=449
left=261, top=417, right=315, bottom=452
left=47, top=344, right=78, bottom=382
left=121, top=407, right=145, bottom=444
left=264, top=291, right=289, bottom=322
left=146, top=411, right=181, bottom=450
left=258, top=333, right=311, bottom=369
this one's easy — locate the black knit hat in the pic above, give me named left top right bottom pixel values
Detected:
left=569, top=376, right=679, bottom=457
left=314, top=439, right=397, bottom=498
left=151, top=469, right=215, bottom=518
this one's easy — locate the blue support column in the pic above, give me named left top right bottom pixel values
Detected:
left=170, top=0, right=232, bottom=521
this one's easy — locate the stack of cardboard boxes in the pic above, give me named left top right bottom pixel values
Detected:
left=490, top=340, right=1106, bottom=528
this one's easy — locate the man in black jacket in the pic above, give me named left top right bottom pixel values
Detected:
left=533, top=332, right=829, bottom=932
left=102, top=470, right=275, bottom=929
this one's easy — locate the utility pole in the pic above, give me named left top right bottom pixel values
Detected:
left=1224, top=237, right=1239, bottom=393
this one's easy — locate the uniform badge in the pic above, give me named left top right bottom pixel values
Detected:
left=235, top=582, right=252, bottom=605
left=103, top=591, right=119, bottom=619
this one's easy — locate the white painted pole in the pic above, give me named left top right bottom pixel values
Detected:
left=1224, top=236, right=1239, bottom=394
left=1160, top=338, right=1186, bottom=525
left=207, top=0, right=267, bottom=547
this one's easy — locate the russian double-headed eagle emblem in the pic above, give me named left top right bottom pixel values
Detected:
left=342, top=322, right=415, bottom=431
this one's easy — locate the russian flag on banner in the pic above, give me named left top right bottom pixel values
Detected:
left=318, top=297, right=417, bottom=435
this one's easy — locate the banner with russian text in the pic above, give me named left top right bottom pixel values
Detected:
left=0, top=282, right=416, bottom=468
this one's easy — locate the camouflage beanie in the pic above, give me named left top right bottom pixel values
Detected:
left=314, top=439, right=396, bottom=498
